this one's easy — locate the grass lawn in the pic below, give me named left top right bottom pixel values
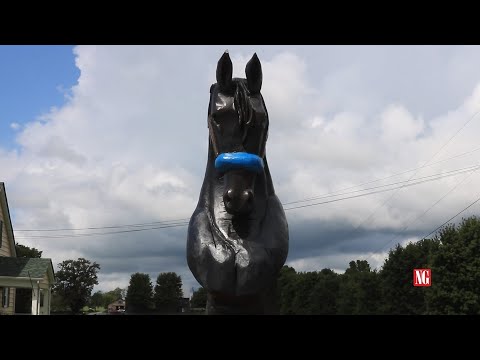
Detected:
left=82, top=305, right=105, bottom=313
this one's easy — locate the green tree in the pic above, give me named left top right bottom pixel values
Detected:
left=90, top=291, right=104, bottom=309
left=110, top=287, right=123, bottom=300
left=102, top=291, right=116, bottom=308
left=50, top=292, right=68, bottom=313
left=380, top=239, right=439, bottom=315
left=190, top=286, right=207, bottom=308
left=126, top=273, right=154, bottom=313
left=102, top=287, right=125, bottom=308
left=308, top=269, right=340, bottom=315
left=277, top=265, right=298, bottom=315
left=15, top=243, right=42, bottom=258
left=337, top=260, right=381, bottom=314
left=53, top=258, right=100, bottom=314
left=153, top=272, right=183, bottom=312
left=291, top=272, right=320, bottom=314
left=426, top=217, right=480, bottom=314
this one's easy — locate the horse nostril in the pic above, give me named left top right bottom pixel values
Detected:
left=223, top=189, right=234, bottom=203
left=223, top=189, right=254, bottom=213
left=242, top=190, right=254, bottom=203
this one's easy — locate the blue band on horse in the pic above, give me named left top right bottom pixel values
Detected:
left=215, top=152, right=264, bottom=173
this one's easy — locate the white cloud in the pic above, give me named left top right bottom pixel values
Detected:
left=380, top=104, right=425, bottom=143
left=10, top=122, right=20, bottom=130
left=4, top=45, right=480, bottom=294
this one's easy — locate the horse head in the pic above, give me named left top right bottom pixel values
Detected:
left=208, top=51, right=269, bottom=216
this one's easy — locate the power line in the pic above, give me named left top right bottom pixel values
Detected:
left=283, top=164, right=480, bottom=206
left=365, top=165, right=480, bottom=263
left=283, top=145, right=480, bottom=206
left=364, top=181, right=480, bottom=273
left=14, top=138, right=480, bottom=234
left=282, top=166, right=479, bottom=211
left=358, top=108, right=480, bottom=263
left=15, top=166, right=476, bottom=239
left=432, top=108, right=480, bottom=160
left=14, top=221, right=190, bottom=239
left=336, top=107, right=480, bottom=247
left=14, top=163, right=480, bottom=233
left=15, top=218, right=191, bottom=232
left=419, top=193, right=480, bottom=240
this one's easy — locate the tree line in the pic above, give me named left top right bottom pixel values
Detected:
left=15, top=244, right=185, bottom=314
left=15, top=215, right=480, bottom=314
left=276, top=216, right=480, bottom=314
left=123, top=272, right=184, bottom=313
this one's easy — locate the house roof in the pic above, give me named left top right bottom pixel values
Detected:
left=0, top=257, right=55, bottom=281
left=0, top=182, right=17, bottom=257
left=108, top=299, right=125, bottom=306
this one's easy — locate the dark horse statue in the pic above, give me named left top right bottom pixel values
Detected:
left=187, top=52, right=289, bottom=314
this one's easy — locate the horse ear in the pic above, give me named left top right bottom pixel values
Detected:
left=216, top=51, right=233, bottom=92
left=245, top=53, right=262, bottom=94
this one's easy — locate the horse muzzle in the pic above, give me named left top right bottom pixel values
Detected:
left=215, top=152, right=263, bottom=215
left=223, top=187, right=254, bottom=215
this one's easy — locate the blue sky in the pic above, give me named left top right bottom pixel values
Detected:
left=0, top=45, right=79, bottom=149
left=3, top=45, right=480, bottom=296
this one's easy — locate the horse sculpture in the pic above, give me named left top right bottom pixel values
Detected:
left=187, top=52, right=289, bottom=314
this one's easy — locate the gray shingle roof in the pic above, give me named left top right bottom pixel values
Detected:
left=0, top=257, right=54, bottom=279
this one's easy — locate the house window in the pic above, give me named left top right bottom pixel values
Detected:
left=40, top=290, right=44, bottom=307
left=0, top=220, right=3, bottom=248
left=2, top=287, right=9, bottom=308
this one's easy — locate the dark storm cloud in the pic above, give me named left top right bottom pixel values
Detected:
left=285, top=217, right=424, bottom=261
